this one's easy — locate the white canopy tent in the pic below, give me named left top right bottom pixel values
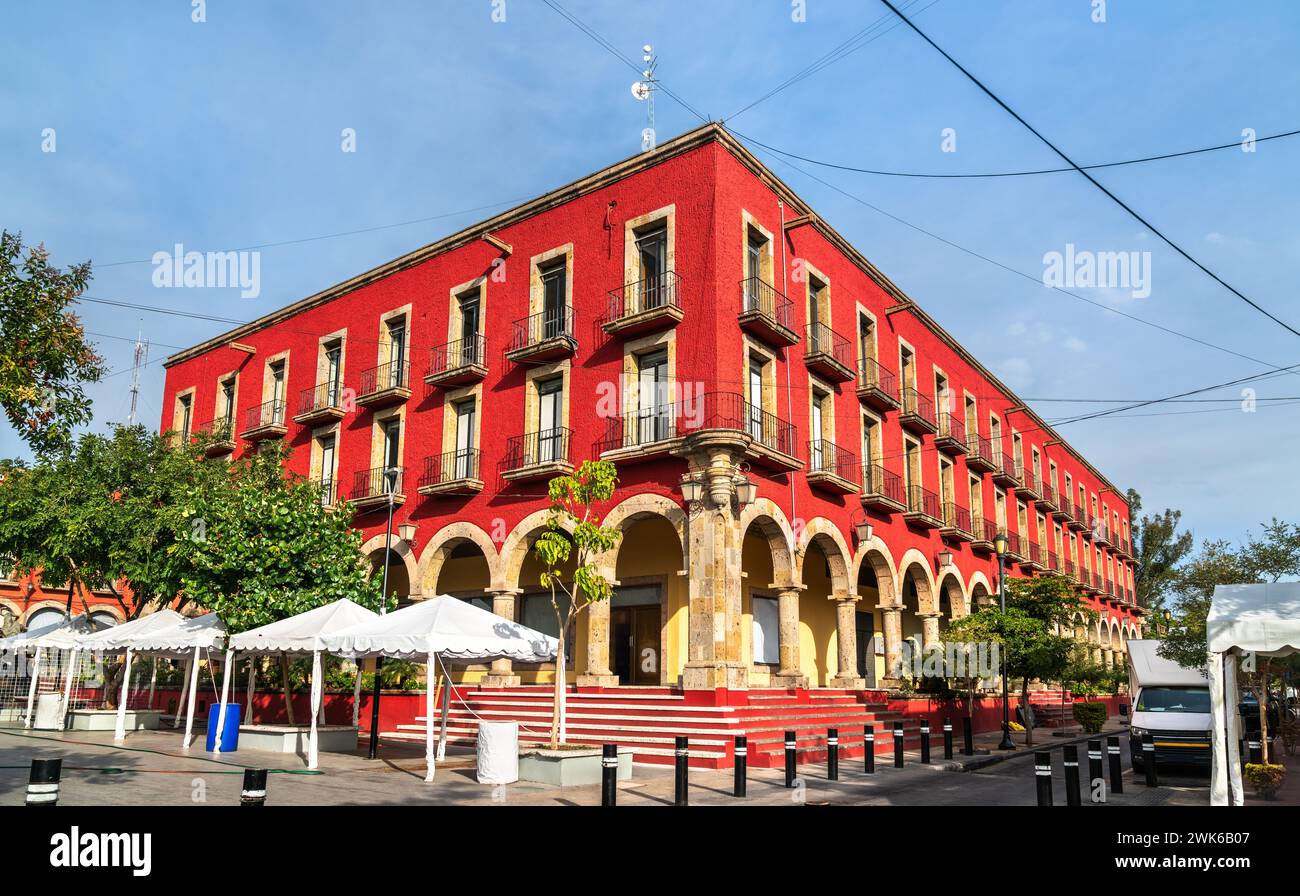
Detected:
left=217, top=599, right=379, bottom=769
left=78, top=610, right=187, bottom=741
left=1207, top=583, right=1300, bottom=806
left=0, top=614, right=94, bottom=729
left=322, top=595, right=558, bottom=782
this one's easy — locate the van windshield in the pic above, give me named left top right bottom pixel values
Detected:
left=1137, top=686, right=1210, bottom=713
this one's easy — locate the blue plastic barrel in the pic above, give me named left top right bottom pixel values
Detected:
left=205, top=703, right=241, bottom=752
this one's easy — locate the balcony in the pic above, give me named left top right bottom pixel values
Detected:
left=904, top=484, right=943, bottom=529
left=1079, top=519, right=1094, bottom=541
left=678, top=391, right=800, bottom=471
left=240, top=399, right=287, bottom=442
left=417, top=449, right=483, bottom=496
left=501, top=428, right=574, bottom=481
left=194, top=418, right=236, bottom=456
left=991, top=451, right=1022, bottom=488
left=737, top=277, right=799, bottom=347
left=1018, top=469, right=1043, bottom=502
left=1045, top=551, right=1061, bottom=575
left=596, top=403, right=682, bottom=463
left=935, top=412, right=967, bottom=456
left=898, top=388, right=937, bottom=435
left=1063, top=559, right=1076, bottom=581
left=1093, top=521, right=1112, bottom=548
left=294, top=382, right=346, bottom=426
left=311, top=478, right=339, bottom=509
left=349, top=466, right=405, bottom=513
left=971, top=518, right=998, bottom=553
left=357, top=360, right=412, bottom=409
left=1115, top=537, right=1133, bottom=560
left=601, top=272, right=683, bottom=337
left=861, top=464, right=905, bottom=513
left=1038, top=483, right=1059, bottom=513
left=940, top=502, right=975, bottom=542
left=806, top=439, right=859, bottom=494
left=425, top=336, right=488, bottom=388
left=1020, top=541, right=1045, bottom=572
left=804, top=322, right=855, bottom=383
left=856, top=358, right=900, bottom=411
left=505, top=306, right=576, bottom=364
left=1054, top=496, right=1074, bottom=523
left=1002, top=531, right=1025, bottom=563
left=966, top=435, right=997, bottom=473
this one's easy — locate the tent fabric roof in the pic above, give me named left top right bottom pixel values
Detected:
left=322, top=595, right=558, bottom=663
left=118, top=612, right=226, bottom=654
left=228, top=599, right=379, bottom=655
left=77, top=609, right=187, bottom=653
left=1208, top=583, right=1300, bottom=657
left=0, top=614, right=94, bottom=651
left=1125, top=640, right=1206, bottom=687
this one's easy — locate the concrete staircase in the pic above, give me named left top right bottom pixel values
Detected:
left=1026, top=692, right=1078, bottom=728
left=380, top=685, right=933, bottom=769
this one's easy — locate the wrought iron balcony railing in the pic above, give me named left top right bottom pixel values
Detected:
left=419, top=449, right=481, bottom=489
left=739, top=277, right=795, bottom=333
left=603, top=271, right=682, bottom=333
left=507, top=305, right=575, bottom=355
left=359, top=359, right=410, bottom=397
left=503, top=427, right=573, bottom=473
left=862, top=463, right=905, bottom=509
left=807, top=439, right=860, bottom=490
left=426, top=335, right=487, bottom=384
left=350, top=466, right=404, bottom=506
left=856, top=357, right=900, bottom=409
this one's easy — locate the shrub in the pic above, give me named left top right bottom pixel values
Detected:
left=1244, top=763, right=1286, bottom=799
left=1072, top=700, right=1107, bottom=733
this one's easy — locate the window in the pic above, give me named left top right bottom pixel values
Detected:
left=381, top=418, right=401, bottom=491
left=747, top=355, right=767, bottom=441
left=807, top=275, right=826, bottom=344
left=934, top=371, right=950, bottom=415
left=752, top=595, right=780, bottom=665
left=1013, top=432, right=1023, bottom=469
left=457, top=287, right=482, bottom=366
left=635, top=222, right=668, bottom=308
left=269, top=360, right=286, bottom=421
left=636, top=349, right=670, bottom=443
left=324, top=341, right=343, bottom=404
left=1065, top=472, right=1073, bottom=505
left=1049, top=461, right=1058, bottom=493
left=899, top=345, right=916, bottom=391
left=861, top=413, right=881, bottom=470
left=454, top=399, right=476, bottom=479
left=809, top=386, right=831, bottom=466
left=1017, top=501, right=1028, bottom=537
left=938, top=458, right=954, bottom=506
left=858, top=314, right=876, bottom=364
left=178, top=394, right=193, bottom=442
left=904, top=438, right=922, bottom=492
left=969, top=476, right=984, bottom=521
left=318, top=434, right=336, bottom=505
left=385, top=316, right=407, bottom=387
left=540, top=259, right=567, bottom=338
left=522, top=593, right=573, bottom=663
left=220, top=377, right=236, bottom=427
left=964, top=395, right=977, bottom=440
left=1032, top=447, right=1042, bottom=481
left=746, top=228, right=768, bottom=286
left=994, top=488, right=1007, bottom=530
left=537, top=377, right=564, bottom=462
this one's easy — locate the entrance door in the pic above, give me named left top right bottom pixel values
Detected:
left=856, top=611, right=877, bottom=688
left=611, top=607, right=660, bottom=685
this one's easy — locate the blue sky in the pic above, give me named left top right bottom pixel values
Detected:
left=2, top=0, right=1298, bottom=547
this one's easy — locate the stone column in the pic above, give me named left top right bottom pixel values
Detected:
left=829, top=594, right=866, bottom=689
left=878, top=603, right=903, bottom=687
left=920, top=612, right=942, bottom=651
left=681, top=446, right=748, bottom=691
left=577, top=587, right=619, bottom=688
left=771, top=585, right=808, bottom=688
left=481, top=588, right=522, bottom=688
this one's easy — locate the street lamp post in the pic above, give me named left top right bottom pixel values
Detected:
left=366, top=466, right=400, bottom=761
left=992, top=532, right=1016, bottom=751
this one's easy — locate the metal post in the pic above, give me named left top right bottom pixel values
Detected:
left=1034, top=751, right=1053, bottom=806
left=943, top=717, right=953, bottom=760
left=826, top=728, right=839, bottom=781
left=601, top=744, right=618, bottom=806
left=864, top=725, right=875, bottom=774
left=784, top=730, right=797, bottom=788
left=240, top=768, right=267, bottom=806
left=1063, top=744, right=1081, bottom=807
left=920, top=720, right=931, bottom=764
left=674, top=736, right=689, bottom=806
left=893, top=721, right=904, bottom=768
left=1106, top=735, right=1124, bottom=795
left=962, top=715, right=974, bottom=756
left=733, top=735, right=747, bottom=797
left=1087, top=738, right=1104, bottom=790
left=367, top=475, right=398, bottom=761
left=26, top=758, right=61, bottom=807
left=1141, top=733, right=1157, bottom=787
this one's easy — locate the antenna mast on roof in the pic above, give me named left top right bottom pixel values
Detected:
left=127, top=332, right=149, bottom=426
left=631, top=44, right=657, bottom=151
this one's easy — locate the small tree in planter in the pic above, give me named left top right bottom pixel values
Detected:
left=533, top=460, right=620, bottom=750
left=1244, top=762, right=1286, bottom=800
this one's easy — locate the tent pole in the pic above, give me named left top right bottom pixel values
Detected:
left=308, top=650, right=322, bottom=770
left=424, top=656, right=436, bottom=782
left=182, top=644, right=201, bottom=749
left=214, top=648, right=234, bottom=754
left=23, top=646, right=42, bottom=728
left=246, top=657, right=257, bottom=723
left=146, top=656, right=157, bottom=710
left=174, top=654, right=192, bottom=729
left=60, top=647, right=80, bottom=729
left=113, top=648, right=134, bottom=742
left=437, top=663, right=451, bottom=761
left=351, top=661, right=362, bottom=728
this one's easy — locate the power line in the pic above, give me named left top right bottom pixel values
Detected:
left=877, top=0, right=1300, bottom=340
left=728, top=125, right=1300, bottom=179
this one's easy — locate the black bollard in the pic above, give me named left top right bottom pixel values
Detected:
left=1106, top=735, right=1124, bottom=795
left=1034, top=751, right=1054, bottom=806
left=1063, top=744, right=1081, bottom=807
left=1119, top=702, right=1128, bottom=720
left=784, top=731, right=797, bottom=788
left=920, top=721, right=931, bottom=764
left=962, top=715, right=974, bottom=756
left=826, top=728, right=839, bottom=781
left=733, top=735, right=747, bottom=798
left=26, top=758, right=61, bottom=807
left=893, top=721, right=904, bottom=768
left=943, top=717, right=953, bottom=760
left=240, top=768, right=268, bottom=807
left=1247, top=736, right=1262, bottom=765
left=674, top=736, right=689, bottom=806
left=1087, top=739, right=1104, bottom=790
left=601, top=744, right=619, bottom=806
left=864, top=725, right=875, bottom=774
left=1141, top=733, right=1158, bottom=787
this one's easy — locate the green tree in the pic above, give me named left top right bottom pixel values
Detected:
left=0, top=232, right=106, bottom=455
left=532, top=460, right=620, bottom=749
left=1126, top=488, right=1193, bottom=614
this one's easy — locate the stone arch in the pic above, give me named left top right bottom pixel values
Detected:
left=498, top=509, right=577, bottom=591
left=851, top=536, right=899, bottom=606
left=0, top=598, right=22, bottom=633
left=358, top=532, right=420, bottom=599
left=896, top=549, right=937, bottom=615
left=795, top=517, right=852, bottom=596
left=87, top=605, right=126, bottom=627
left=416, top=521, right=501, bottom=596
left=936, top=569, right=967, bottom=621
left=968, top=571, right=993, bottom=603
left=21, top=600, right=68, bottom=628
left=738, top=497, right=796, bottom=588
left=598, top=493, right=688, bottom=575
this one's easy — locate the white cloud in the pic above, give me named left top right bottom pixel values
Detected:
left=997, top=357, right=1034, bottom=390
left=1064, top=336, right=1088, bottom=353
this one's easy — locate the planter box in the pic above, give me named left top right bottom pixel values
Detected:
left=518, top=747, right=632, bottom=786
left=68, top=709, right=161, bottom=732
left=235, top=724, right=358, bottom=755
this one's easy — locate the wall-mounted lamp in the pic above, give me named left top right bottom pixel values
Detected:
left=734, top=476, right=757, bottom=509
left=680, top=478, right=704, bottom=506
left=937, top=549, right=954, bottom=570
left=398, top=522, right=417, bottom=544
left=854, top=521, right=873, bottom=545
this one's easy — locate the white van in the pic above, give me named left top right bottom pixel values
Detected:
left=1126, top=640, right=1211, bottom=770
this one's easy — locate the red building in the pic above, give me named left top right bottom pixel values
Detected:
left=161, top=124, right=1143, bottom=702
